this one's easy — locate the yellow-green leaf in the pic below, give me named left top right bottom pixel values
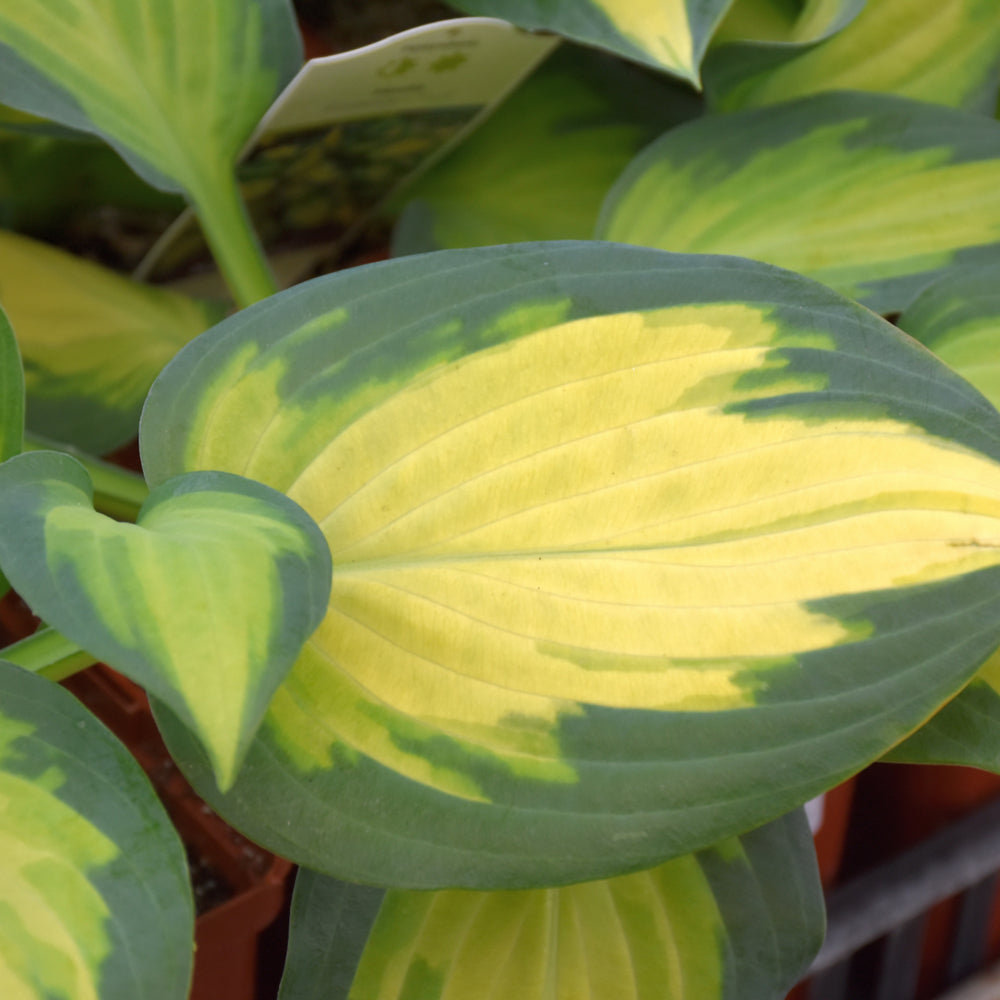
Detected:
left=142, top=243, right=1000, bottom=888
left=707, top=0, right=1000, bottom=114
left=0, top=230, right=222, bottom=454
left=598, top=91, right=1000, bottom=314
left=279, top=811, right=822, bottom=1000
left=0, top=660, right=193, bottom=1000
left=393, top=45, right=702, bottom=255
left=448, top=0, right=736, bottom=83
left=0, top=452, right=332, bottom=790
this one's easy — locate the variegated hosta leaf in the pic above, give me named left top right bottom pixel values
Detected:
left=393, top=45, right=702, bottom=256
left=448, top=0, right=735, bottom=83
left=279, top=810, right=822, bottom=1000
left=706, top=0, right=1000, bottom=114
left=0, top=0, right=301, bottom=197
left=0, top=451, right=332, bottom=790
left=0, top=659, right=193, bottom=1000
left=598, top=91, right=1000, bottom=315
left=0, top=230, right=222, bottom=455
left=888, top=265, right=1000, bottom=770
left=140, top=242, right=1000, bottom=888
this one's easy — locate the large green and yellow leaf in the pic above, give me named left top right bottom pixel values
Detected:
left=393, top=45, right=702, bottom=256
left=279, top=810, right=821, bottom=1000
left=0, top=230, right=221, bottom=455
left=706, top=0, right=1000, bottom=114
left=449, top=0, right=736, bottom=83
left=598, top=91, right=1000, bottom=314
left=0, top=452, right=332, bottom=790
left=887, top=266, right=1000, bottom=770
left=137, top=243, right=1000, bottom=888
left=0, top=659, right=193, bottom=1000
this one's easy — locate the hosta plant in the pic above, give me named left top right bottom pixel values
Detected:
left=3, top=1, right=1000, bottom=999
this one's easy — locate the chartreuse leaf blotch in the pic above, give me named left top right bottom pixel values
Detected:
left=0, top=451, right=331, bottom=791
left=0, top=660, right=193, bottom=1000
left=707, top=0, right=1000, bottom=114
left=449, top=0, right=735, bottom=82
left=278, top=810, right=822, bottom=1000
left=140, top=244, right=1000, bottom=888
left=599, top=91, right=1000, bottom=314
left=0, top=230, right=222, bottom=454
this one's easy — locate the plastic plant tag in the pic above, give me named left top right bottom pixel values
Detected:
left=137, top=18, right=557, bottom=284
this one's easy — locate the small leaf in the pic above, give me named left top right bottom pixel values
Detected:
left=448, top=0, right=736, bottom=83
left=706, top=0, right=1000, bottom=114
left=393, top=45, right=702, bottom=255
left=279, top=810, right=822, bottom=1000
left=0, top=230, right=222, bottom=454
left=0, top=0, right=302, bottom=199
left=0, top=451, right=332, bottom=790
left=0, top=659, right=193, bottom=1000
left=141, top=244, right=1000, bottom=887
left=598, top=91, right=1000, bottom=314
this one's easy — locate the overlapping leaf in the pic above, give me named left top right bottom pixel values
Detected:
left=706, top=0, right=1000, bottom=114
left=0, top=303, right=21, bottom=463
left=0, top=659, right=193, bottom=1000
left=140, top=243, right=1000, bottom=888
left=279, top=811, right=822, bottom=1000
left=449, top=0, right=735, bottom=83
left=0, top=452, right=332, bottom=790
left=0, top=0, right=301, bottom=197
left=393, top=45, right=702, bottom=255
left=0, top=231, right=221, bottom=454
left=888, top=266, right=1000, bottom=770
left=0, top=304, right=23, bottom=596
left=598, top=91, right=1000, bottom=314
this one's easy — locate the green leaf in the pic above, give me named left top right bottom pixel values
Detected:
left=0, top=659, right=193, bottom=1000
left=0, top=0, right=301, bottom=198
left=393, top=45, right=703, bottom=256
left=897, top=264, right=1000, bottom=405
left=887, top=265, right=1000, bottom=770
left=0, top=451, right=332, bottom=790
left=598, top=91, right=1000, bottom=314
left=0, top=302, right=22, bottom=463
left=279, top=810, right=822, bottom=1000
left=0, top=230, right=222, bottom=455
left=448, top=0, right=736, bottom=83
left=0, top=302, right=22, bottom=596
left=139, top=242, right=1000, bottom=887
left=706, top=0, right=1000, bottom=114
